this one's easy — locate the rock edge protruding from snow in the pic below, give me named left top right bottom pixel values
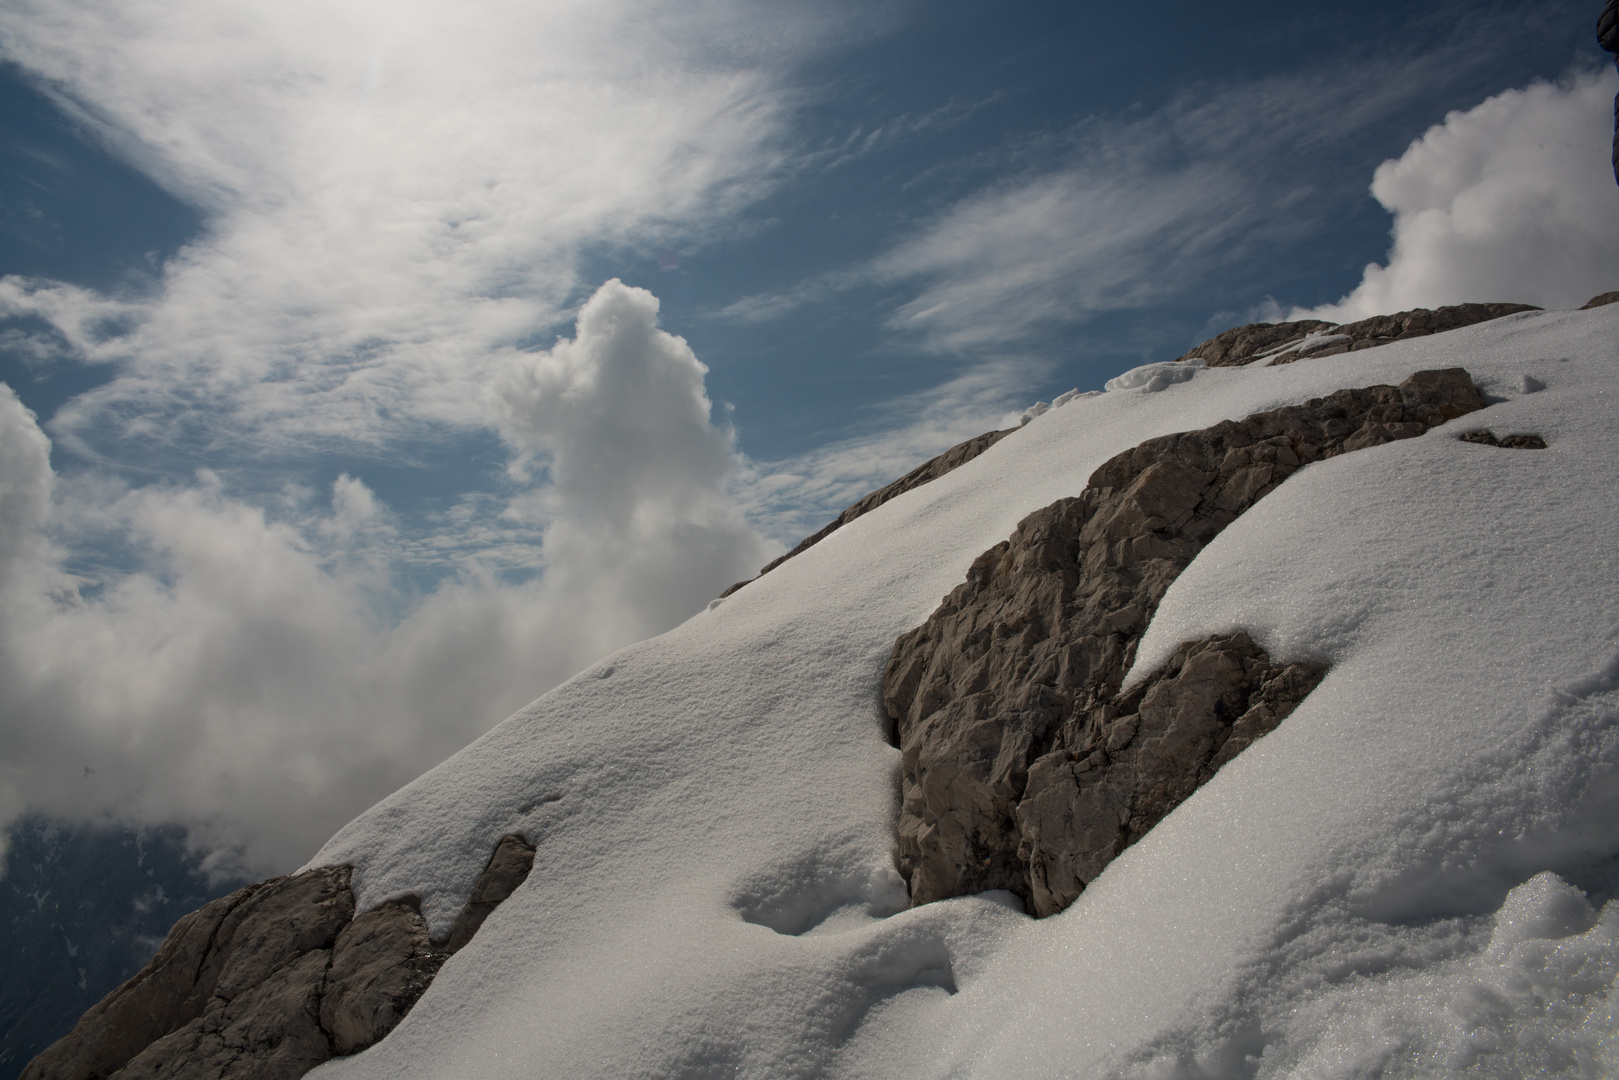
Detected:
left=885, top=368, right=1487, bottom=916
left=22, top=837, right=536, bottom=1080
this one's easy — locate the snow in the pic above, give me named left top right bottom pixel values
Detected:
left=307, top=303, right=1619, bottom=1079
left=1103, top=357, right=1205, bottom=393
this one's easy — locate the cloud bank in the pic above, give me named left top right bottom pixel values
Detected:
left=1295, top=68, right=1619, bottom=321
left=0, top=282, right=773, bottom=875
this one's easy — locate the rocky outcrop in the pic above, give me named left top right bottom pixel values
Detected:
left=1459, top=430, right=1548, bottom=449
left=1016, top=633, right=1324, bottom=917
left=442, top=835, right=537, bottom=953
left=884, top=368, right=1488, bottom=917
left=1176, top=303, right=1539, bottom=368
left=23, top=835, right=536, bottom=1080
left=1583, top=290, right=1619, bottom=309
left=722, top=428, right=1015, bottom=597
left=1174, top=318, right=1337, bottom=366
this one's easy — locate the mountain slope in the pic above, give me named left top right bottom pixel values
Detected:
left=27, top=300, right=1619, bottom=1078
left=303, top=302, right=1619, bottom=1078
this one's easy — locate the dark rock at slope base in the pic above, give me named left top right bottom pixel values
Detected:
left=1177, top=302, right=1539, bottom=368
left=721, top=427, right=1015, bottom=597
left=884, top=368, right=1488, bottom=917
left=24, top=836, right=535, bottom=1080
left=0, top=818, right=249, bottom=1080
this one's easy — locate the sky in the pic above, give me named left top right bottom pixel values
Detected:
left=0, top=0, right=1616, bottom=876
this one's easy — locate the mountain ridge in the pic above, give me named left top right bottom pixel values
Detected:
left=22, top=295, right=1619, bottom=1079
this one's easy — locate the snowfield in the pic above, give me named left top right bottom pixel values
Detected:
left=309, top=303, right=1619, bottom=1079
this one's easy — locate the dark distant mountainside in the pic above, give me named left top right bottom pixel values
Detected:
left=0, top=818, right=246, bottom=1080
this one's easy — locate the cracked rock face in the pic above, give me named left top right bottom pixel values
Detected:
left=884, top=368, right=1487, bottom=917
left=24, top=836, right=535, bottom=1080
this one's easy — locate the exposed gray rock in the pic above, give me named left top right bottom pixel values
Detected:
left=202, top=867, right=355, bottom=1008
left=17, top=889, right=254, bottom=1080
left=721, top=428, right=1014, bottom=597
left=1175, top=319, right=1337, bottom=367
left=115, top=949, right=334, bottom=1080
left=1176, top=303, right=1539, bottom=369
left=1458, top=429, right=1548, bottom=449
left=24, top=836, right=534, bottom=1080
left=884, top=368, right=1488, bottom=917
left=1017, top=633, right=1325, bottom=916
left=1582, top=290, right=1619, bottom=309
left=322, top=899, right=443, bottom=1056
left=442, top=835, right=536, bottom=954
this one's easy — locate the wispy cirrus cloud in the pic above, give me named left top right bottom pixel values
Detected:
left=0, top=0, right=868, bottom=458
left=718, top=6, right=1609, bottom=354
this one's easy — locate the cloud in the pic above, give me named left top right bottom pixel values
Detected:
left=0, top=0, right=842, bottom=871
left=0, top=0, right=858, bottom=458
left=871, top=162, right=1256, bottom=352
left=718, top=57, right=1422, bottom=351
left=492, top=279, right=777, bottom=638
left=0, top=281, right=773, bottom=876
left=1292, top=68, right=1619, bottom=321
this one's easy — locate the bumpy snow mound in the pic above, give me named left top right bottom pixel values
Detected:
left=1104, top=358, right=1204, bottom=393
left=306, top=303, right=1618, bottom=1079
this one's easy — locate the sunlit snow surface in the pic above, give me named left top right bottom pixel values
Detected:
left=309, top=305, right=1619, bottom=1079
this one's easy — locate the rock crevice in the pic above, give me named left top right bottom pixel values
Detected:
left=884, top=368, right=1488, bottom=917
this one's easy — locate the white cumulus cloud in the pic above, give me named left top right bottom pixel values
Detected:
left=1294, top=68, right=1619, bottom=321
left=0, top=281, right=773, bottom=876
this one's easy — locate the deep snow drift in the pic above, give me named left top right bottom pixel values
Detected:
left=308, top=303, right=1619, bottom=1079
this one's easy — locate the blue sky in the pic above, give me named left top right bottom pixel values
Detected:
left=1, top=0, right=1616, bottom=871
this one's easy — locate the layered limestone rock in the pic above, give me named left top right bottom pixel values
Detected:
left=722, top=427, right=1014, bottom=597
left=884, top=368, right=1488, bottom=917
left=24, top=836, right=535, bottom=1080
left=1176, top=302, right=1539, bottom=368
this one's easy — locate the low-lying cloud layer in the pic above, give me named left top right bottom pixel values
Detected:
left=0, top=282, right=773, bottom=875
left=1297, top=68, right=1619, bottom=320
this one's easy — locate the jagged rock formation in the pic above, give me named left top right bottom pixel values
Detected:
left=721, top=428, right=1014, bottom=597
left=23, top=835, right=535, bottom=1080
left=1459, top=429, right=1548, bottom=449
left=884, top=368, right=1488, bottom=917
left=1173, top=318, right=1337, bottom=366
left=1176, top=302, right=1539, bottom=368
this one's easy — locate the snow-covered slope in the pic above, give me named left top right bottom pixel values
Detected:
left=308, top=303, right=1619, bottom=1079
